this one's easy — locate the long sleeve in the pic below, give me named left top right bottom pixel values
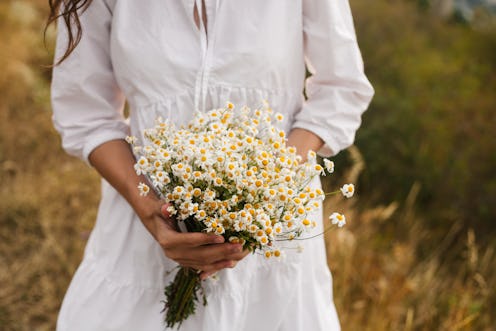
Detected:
left=51, top=0, right=128, bottom=164
left=292, top=0, right=374, bottom=157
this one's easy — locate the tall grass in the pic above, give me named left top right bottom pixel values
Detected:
left=0, top=1, right=494, bottom=330
left=325, top=148, right=496, bottom=330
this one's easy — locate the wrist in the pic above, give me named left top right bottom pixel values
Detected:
left=287, top=128, right=324, bottom=161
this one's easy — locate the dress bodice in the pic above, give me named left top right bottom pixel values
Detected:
left=51, top=0, right=374, bottom=163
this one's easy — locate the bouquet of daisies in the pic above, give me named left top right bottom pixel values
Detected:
left=128, top=102, right=352, bottom=328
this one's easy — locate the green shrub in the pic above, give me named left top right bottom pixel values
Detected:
left=350, top=0, right=496, bottom=240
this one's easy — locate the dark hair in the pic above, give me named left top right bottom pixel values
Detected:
left=46, top=0, right=93, bottom=65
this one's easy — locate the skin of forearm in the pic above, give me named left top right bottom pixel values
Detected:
left=286, top=128, right=326, bottom=161
left=88, top=139, right=161, bottom=235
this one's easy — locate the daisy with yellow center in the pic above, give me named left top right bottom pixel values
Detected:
left=329, top=212, right=346, bottom=227
left=340, top=184, right=355, bottom=198
left=137, top=182, right=150, bottom=196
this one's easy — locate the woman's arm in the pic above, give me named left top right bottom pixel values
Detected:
left=292, top=0, right=374, bottom=157
left=286, top=128, right=325, bottom=162
left=88, top=140, right=248, bottom=279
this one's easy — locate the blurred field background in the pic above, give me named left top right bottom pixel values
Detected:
left=1, top=0, right=495, bottom=330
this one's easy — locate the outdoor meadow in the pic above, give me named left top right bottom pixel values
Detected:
left=1, top=0, right=495, bottom=330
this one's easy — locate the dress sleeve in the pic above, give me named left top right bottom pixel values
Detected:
left=51, top=0, right=129, bottom=164
left=292, top=0, right=374, bottom=157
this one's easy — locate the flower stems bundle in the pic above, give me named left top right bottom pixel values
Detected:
left=129, top=102, right=353, bottom=328
left=163, top=266, right=206, bottom=328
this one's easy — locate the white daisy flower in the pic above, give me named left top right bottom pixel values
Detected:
left=153, top=160, right=163, bottom=170
left=340, top=184, right=355, bottom=198
left=137, top=182, right=150, bottom=196
left=307, top=150, right=317, bottom=163
left=329, top=212, right=346, bottom=227
left=272, top=249, right=283, bottom=258
left=323, top=159, right=334, bottom=174
left=274, top=112, right=284, bottom=122
left=125, top=135, right=138, bottom=145
left=134, top=156, right=149, bottom=175
left=263, top=250, right=272, bottom=259
left=166, top=205, right=177, bottom=216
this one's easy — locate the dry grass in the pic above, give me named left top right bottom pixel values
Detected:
left=324, top=148, right=495, bottom=331
left=0, top=1, right=494, bottom=330
left=0, top=2, right=101, bottom=329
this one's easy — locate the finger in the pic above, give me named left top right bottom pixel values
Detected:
left=155, top=219, right=225, bottom=248
left=198, top=259, right=236, bottom=273
left=169, top=243, right=243, bottom=266
left=199, top=260, right=240, bottom=280
left=227, top=250, right=250, bottom=261
left=182, top=250, right=247, bottom=264
left=199, top=271, right=217, bottom=280
left=184, top=243, right=243, bottom=264
left=154, top=213, right=222, bottom=246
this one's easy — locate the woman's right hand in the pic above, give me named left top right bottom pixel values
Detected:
left=136, top=195, right=249, bottom=280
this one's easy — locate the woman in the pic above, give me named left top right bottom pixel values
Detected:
left=49, top=0, right=373, bottom=330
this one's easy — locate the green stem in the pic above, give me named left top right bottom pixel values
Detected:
left=275, top=225, right=335, bottom=241
left=324, top=190, right=340, bottom=196
left=163, top=267, right=206, bottom=329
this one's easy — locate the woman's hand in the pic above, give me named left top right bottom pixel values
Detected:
left=88, top=139, right=249, bottom=280
left=135, top=195, right=249, bottom=280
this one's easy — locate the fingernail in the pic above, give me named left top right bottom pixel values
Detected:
left=214, top=236, right=225, bottom=243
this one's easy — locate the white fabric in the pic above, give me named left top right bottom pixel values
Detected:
left=51, top=0, right=373, bottom=330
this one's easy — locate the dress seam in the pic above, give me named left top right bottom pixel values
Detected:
left=129, top=83, right=302, bottom=110
left=210, top=80, right=302, bottom=94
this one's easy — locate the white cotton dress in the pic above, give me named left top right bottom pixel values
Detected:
left=51, top=0, right=373, bottom=330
